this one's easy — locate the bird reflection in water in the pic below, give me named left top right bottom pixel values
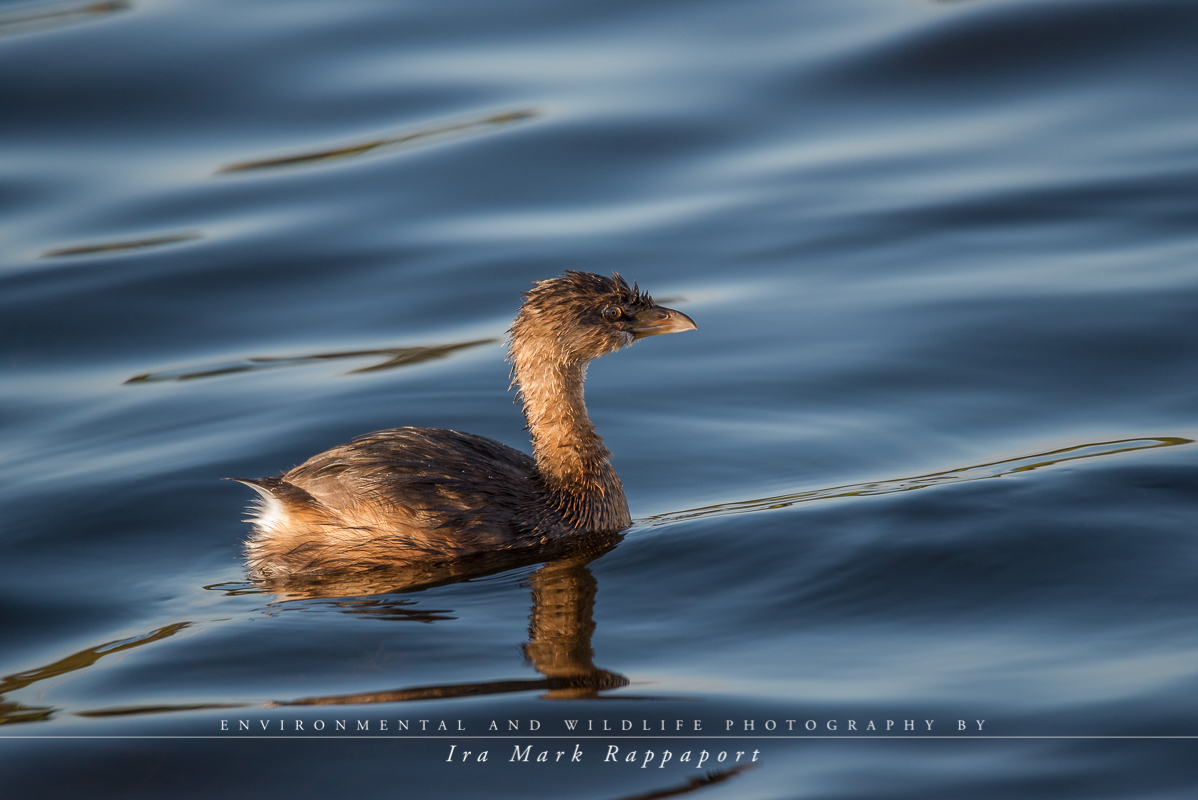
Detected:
left=261, top=533, right=629, bottom=706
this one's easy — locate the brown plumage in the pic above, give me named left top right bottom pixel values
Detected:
left=235, top=271, right=696, bottom=578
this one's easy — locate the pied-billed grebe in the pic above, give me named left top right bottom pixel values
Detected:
left=236, top=271, right=696, bottom=577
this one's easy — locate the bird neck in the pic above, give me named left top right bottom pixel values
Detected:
left=512, top=350, right=631, bottom=531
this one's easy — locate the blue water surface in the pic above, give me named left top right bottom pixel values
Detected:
left=2, top=0, right=1197, bottom=797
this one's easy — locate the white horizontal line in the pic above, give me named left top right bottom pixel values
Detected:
left=1, top=735, right=1195, bottom=740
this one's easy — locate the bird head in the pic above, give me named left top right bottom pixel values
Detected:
left=509, top=271, right=696, bottom=364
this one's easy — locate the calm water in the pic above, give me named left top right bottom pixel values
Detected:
left=2, top=0, right=1198, bottom=796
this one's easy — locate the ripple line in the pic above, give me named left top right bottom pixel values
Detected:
left=644, top=436, right=1194, bottom=527
left=124, top=338, right=496, bottom=384
left=215, top=109, right=538, bottom=174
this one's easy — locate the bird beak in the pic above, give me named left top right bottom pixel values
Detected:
left=628, top=306, right=698, bottom=340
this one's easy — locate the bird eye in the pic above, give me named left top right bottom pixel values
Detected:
left=602, top=306, right=623, bottom=322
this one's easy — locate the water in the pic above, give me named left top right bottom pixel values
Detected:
left=2, top=0, right=1197, bottom=796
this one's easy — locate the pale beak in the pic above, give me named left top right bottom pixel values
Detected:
left=627, top=306, right=697, bottom=340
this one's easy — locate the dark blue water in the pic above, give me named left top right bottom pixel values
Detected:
left=3, top=0, right=1198, bottom=796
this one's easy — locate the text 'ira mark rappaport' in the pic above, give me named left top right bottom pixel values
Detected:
left=445, top=745, right=761, bottom=768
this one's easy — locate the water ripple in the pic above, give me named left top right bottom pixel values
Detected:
left=0, top=0, right=128, bottom=38
left=123, top=338, right=496, bottom=383
left=215, top=109, right=538, bottom=175
left=40, top=231, right=200, bottom=259
left=645, top=436, right=1194, bottom=527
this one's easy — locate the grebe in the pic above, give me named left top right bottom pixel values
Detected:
left=235, top=271, right=696, bottom=577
